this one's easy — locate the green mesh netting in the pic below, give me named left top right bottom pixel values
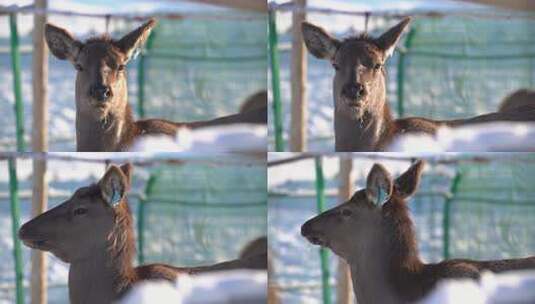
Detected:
left=141, top=14, right=267, bottom=122
left=400, top=16, right=535, bottom=119
left=140, top=162, right=267, bottom=266
left=447, top=157, right=535, bottom=259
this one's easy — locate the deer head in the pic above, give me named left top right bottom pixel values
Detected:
left=44, top=20, right=156, bottom=121
left=302, top=18, right=411, bottom=121
left=301, top=160, right=424, bottom=261
left=19, top=164, right=133, bottom=264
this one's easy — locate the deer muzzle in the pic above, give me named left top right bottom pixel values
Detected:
left=89, top=84, right=112, bottom=102
left=341, top=83, right=366, bottom=104
left=301, top=220, right=328, bottom=247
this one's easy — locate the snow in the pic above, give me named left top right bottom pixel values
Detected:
left=388, top=122, right=535, bottom=152
left=131, top=125, right=267, bottom=153
left=419, top=270, right=535, bottom=304
left=119, top=270, right=267, bottom=304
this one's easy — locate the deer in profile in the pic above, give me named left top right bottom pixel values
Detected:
left=45, top=19, right=266, bottom=152
left=19, top=163, right=266, bottom=304
left=301, top=161, right=535, bottom=304
left=302, top=18, right=535, bottom=151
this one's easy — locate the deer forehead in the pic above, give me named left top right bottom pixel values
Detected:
left=336, top=40, right=384, bottom=66
left=70, top=185, right=104, bottom=205
left=78, top=42, right=126, bottom=66
left=348, top=190, right=376, bottom=208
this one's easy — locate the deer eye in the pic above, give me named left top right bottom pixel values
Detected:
left=118, top=65, right=126, bottom=71
left=374, top=63, right=382, bottom=70
left=75, top=64, right=83, bottom=71
left=73, top=207, right=88, bottom=216
left=341, top=209, right=352, bottom=217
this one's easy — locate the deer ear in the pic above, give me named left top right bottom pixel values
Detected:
left=45, top=23, right=83, bottom=63
left=115, top=18, right=157, bottom=63
left=375, top=17, right=411, bottom=58
left=394, top=160, right=425, bottom=199
left=119, top=163, right=133, bottom=187
left=99, top=165, right=128, bottom=207
left=302, top=21, right=341, bottom=61
left=366, top=164, right=393, bottom=205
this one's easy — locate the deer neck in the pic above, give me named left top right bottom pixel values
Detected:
left=68, top=249, right=135, bottom=304
left=334, top=99, right=394, bottom=152
left=346, top=235, right=400, bottom=304
left=347, top=204, right=423, bottom=304
left=75, top=100, right=135, bottom=152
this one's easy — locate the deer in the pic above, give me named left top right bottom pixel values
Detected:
left=301, top=17, right=535, bottom=152
left=44, top=19, right=266, bottom=152
left=18, top=163, right=266, bottom=304
left=301, top=160, right=535, bottom=304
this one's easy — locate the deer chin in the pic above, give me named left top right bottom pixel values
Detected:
left=21, top=239, right=70, bottom=262
left=90, top=101, right=111, bottom=116
left=336, top=97, right=366, bottom=121
left=304, top=233, right=330, bottom=248
left=50, top=249, right=70, bottom=263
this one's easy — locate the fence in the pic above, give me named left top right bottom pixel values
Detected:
left=0, top=153, right=266, bottom=304
left=268, top=153, right=535, bottom=304
left=0, top=6, right=267, bottom=151
left=268, top=4, right=535, bottom=151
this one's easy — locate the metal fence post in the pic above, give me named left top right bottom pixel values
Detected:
left=315, top=156, right=332, bottom=304
left=443, top=172, right=462, bottom=259
left=268, top=8, right=285, bottom=151
left=8, top=158, right=25, bottom=304
left=9, top=13, right=26, bottom=151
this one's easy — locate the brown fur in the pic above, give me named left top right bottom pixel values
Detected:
left=302, top=161, right=535, bottom=303
left=302, top=19, right=535, bottom=152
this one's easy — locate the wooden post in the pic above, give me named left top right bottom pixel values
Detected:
left=31, top=0, right=48, bottom=303
left=337, top=157, right=353, bottom=304
left=290, top=0, right=307, bottom=151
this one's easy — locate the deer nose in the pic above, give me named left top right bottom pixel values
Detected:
left=301, top=221, right=312, bottom=237
left=89, top=84, right=112, bottom=102
left=342, top=83, right=366, bottom=100
left=18, top=224, right=29, bottom=240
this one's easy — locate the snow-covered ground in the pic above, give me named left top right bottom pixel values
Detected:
left=131, top=124, right=267, bottom=153
left=420, top=270, right=535, bottom=304
left=119, top=270, right=267, bottom=304
left=389, top=122, right=535, bottom=152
